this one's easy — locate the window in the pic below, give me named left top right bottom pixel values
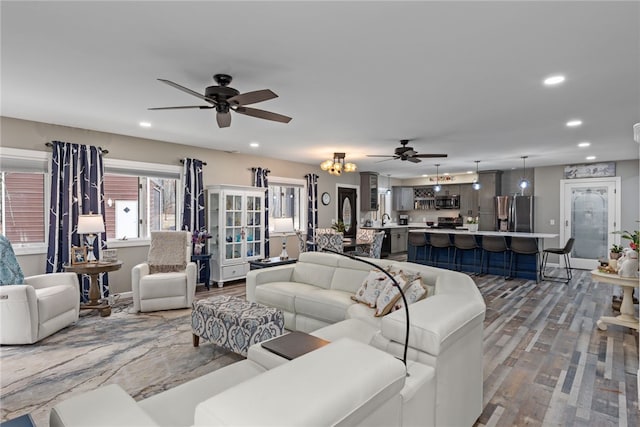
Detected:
left=103, top=175, right=177, bottom=239
left=1, top=172, right=45, bottom=244
left=268, top=177, right=306, bottom=231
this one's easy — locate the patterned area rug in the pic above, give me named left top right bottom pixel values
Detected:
left=0, top=287, right=245, bottom=427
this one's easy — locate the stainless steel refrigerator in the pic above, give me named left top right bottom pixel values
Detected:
left=508, top=195, right=534, bottom=232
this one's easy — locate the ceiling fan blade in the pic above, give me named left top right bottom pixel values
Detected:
left=217, top=111, right=231, bottom=128
left=366, top=155, right=395, bottom=158
left=413, top=154, right=448, bottom=158
left=148, top=105, right=214, bottom=110
left=234, top=106, right=292, bottom=123
left=375, top=157, right=397, bottom=163
left=407, top=157, right=422, bottom=163
left=228, top=89, right=278, bottom=106
left=157, top=79, right=216, bottom=104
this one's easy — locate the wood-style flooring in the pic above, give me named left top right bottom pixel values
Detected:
left=204, top=267, right=639, bottom=426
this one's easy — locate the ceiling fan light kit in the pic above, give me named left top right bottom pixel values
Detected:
left=320, top=152, right=357, bottom=176
left=149, top=74, right=292, bottom=128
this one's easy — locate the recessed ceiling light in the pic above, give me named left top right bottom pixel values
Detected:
left=421, top=174, right=428, bottom=177
left=566, top=119, right=582, bottom=127
left=586, top=155, right=596, bottom=160
left=249, top=142, right=259, bottom=148
left=139, top=121, right=151, bottom=128
left=543, top=74, right=566, bottom=86
left=443, top=172, right=450, bottom=176
left=578, top=141, right=590, bottom=147
left=466, top=171, right=473, bottom=174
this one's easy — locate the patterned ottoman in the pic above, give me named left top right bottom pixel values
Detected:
left=191, top=295, right=284, bottom=356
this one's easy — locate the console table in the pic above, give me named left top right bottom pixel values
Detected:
left=591, top=269, right=639, bottom=331
left=249, top=257, right=297, bottom=270
left=64, top=261, right=122, bottom=317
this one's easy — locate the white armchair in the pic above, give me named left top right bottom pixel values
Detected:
left=0, top=236, right=80, bottom=345
left=131, top=231, right=197, bottom=313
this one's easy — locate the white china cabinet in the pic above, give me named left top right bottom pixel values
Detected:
left=207, top=185, right=265, bottom=287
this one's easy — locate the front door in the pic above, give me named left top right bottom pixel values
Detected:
left=338, top=187, right=357, bottom=238
left=560, top=177, right=621, bottom=270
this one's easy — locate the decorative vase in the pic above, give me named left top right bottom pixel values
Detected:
left=194, top=243, right=203, bottom=255
left=610, top=251, right=621, bottom=260
left=467, top=224, right=478, bottom=232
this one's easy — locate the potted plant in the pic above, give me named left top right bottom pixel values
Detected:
left=331, top=220, right=346, bottom=233
left=610, top=244, right=624, bottom=260
left=466, top=216, right=479, bottom=232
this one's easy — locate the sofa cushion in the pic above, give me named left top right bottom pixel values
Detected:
left=346, top=303, right=382, bottom=328
left=374, top=273, right=409, bottom=317
left=290, top=262, right=334, bottom=289
left=390, top=276, right=429, bottom=313
left=194, top=338, right=406, bottom=427
left=330, top=264, right=371, bottom=294
left=254, top=281, right=319, bottom=312
left=351, top=269, right=390, bottom=307
left=139, top=273, right=187, bottom=299
left=36, top=285, right=78, bottom=323
left=294, top=289, right=354, bottom=324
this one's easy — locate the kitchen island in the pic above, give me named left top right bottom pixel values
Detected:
left=408, top=228, right=558, bottom=280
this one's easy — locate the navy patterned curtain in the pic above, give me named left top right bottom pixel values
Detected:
left=306, top=173, right=319, bottom=251
left=47, top=141, right=108, bottom=301
left=181, top=158, right=205, bottom=232
left=251, top=167, right=270, bottom=257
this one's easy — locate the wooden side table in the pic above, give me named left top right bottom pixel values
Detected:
left=191, top=253, right=212, bottom=290
left=591, top=269, right=639, bottom=331
left=64, top=261, right=123, bottom=317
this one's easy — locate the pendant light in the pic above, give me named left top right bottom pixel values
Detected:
left=518, top=156, right=530, bottom=191
left=472, top=160, right=481, bottom=190
left=386, top=174, right=391, bottom=195
left=433, top=164, right=442, bottom=193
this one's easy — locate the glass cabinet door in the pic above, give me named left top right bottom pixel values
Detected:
left=208, top=192, right=220, bottom=258
left=245, top=193, right=262, bottom=259
left=224, top=193, right=244, bottom=261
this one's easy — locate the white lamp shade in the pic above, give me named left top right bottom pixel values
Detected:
left=77, top=214, right=105, bottom=234
left=273, top=217, right=294, bottom=234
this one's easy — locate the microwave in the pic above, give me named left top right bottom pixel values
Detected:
left=435, top=195, right=460, bottom=209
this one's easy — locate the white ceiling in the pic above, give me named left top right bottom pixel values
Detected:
left=2, top=1, right=639, bottom=178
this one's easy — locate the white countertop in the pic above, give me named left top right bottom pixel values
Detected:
left=408, top=228, right=558, bottom=239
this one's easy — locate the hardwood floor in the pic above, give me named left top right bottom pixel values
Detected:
left=210, top=266, right=639, bottom=426
left=474, top=268, right=638, bottom=427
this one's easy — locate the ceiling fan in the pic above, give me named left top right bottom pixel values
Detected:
left=149, top=74, right=292, bottom=128
left=367, top=139, right=447, bottom=163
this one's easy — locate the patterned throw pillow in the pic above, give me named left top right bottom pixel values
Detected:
left=374, top=272, right=409, bottom=317
left=351, top=269, right=390, bottom=308
left=0, top=235, right=25, bottom=285
left=390, top=276, right=429, bottom=313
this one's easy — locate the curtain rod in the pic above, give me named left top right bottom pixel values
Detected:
left=180, top=159, right=208, bottom=166
left=45, top=142, right=109, bottom=154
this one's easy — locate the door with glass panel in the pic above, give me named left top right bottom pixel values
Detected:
left=560, top=178, right=620, bottom=270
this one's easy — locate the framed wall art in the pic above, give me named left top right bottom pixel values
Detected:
left=564, top=162, right=615, bottom=179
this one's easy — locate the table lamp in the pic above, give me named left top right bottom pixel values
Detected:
left=273, top=217, right=294, bottom=260
left=77, top=213, right=105, bottom=263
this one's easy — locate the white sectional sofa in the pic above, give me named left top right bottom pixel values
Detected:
left=49, top=252, right=485, bottom=427
left=246, top=251, right=486, bottom=427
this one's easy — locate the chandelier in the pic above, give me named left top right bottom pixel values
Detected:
left=320, top=152, right=357, bottom=176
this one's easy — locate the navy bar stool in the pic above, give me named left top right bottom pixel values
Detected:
left=429, top=233, right=452, bottom=269
left=453, top=234, right=480, bottom=275
left=408, top=232, right=428, bottom=264
left=480, top=235, right=509, bottom=278
left=509, top=237, right=540, bottom=282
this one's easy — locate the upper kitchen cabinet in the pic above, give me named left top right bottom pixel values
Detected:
left=392, top=186, right=414, bottom=211
left=360, top=172, right=379, bottom=211
left=458, top=184, right=478, bottom=218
